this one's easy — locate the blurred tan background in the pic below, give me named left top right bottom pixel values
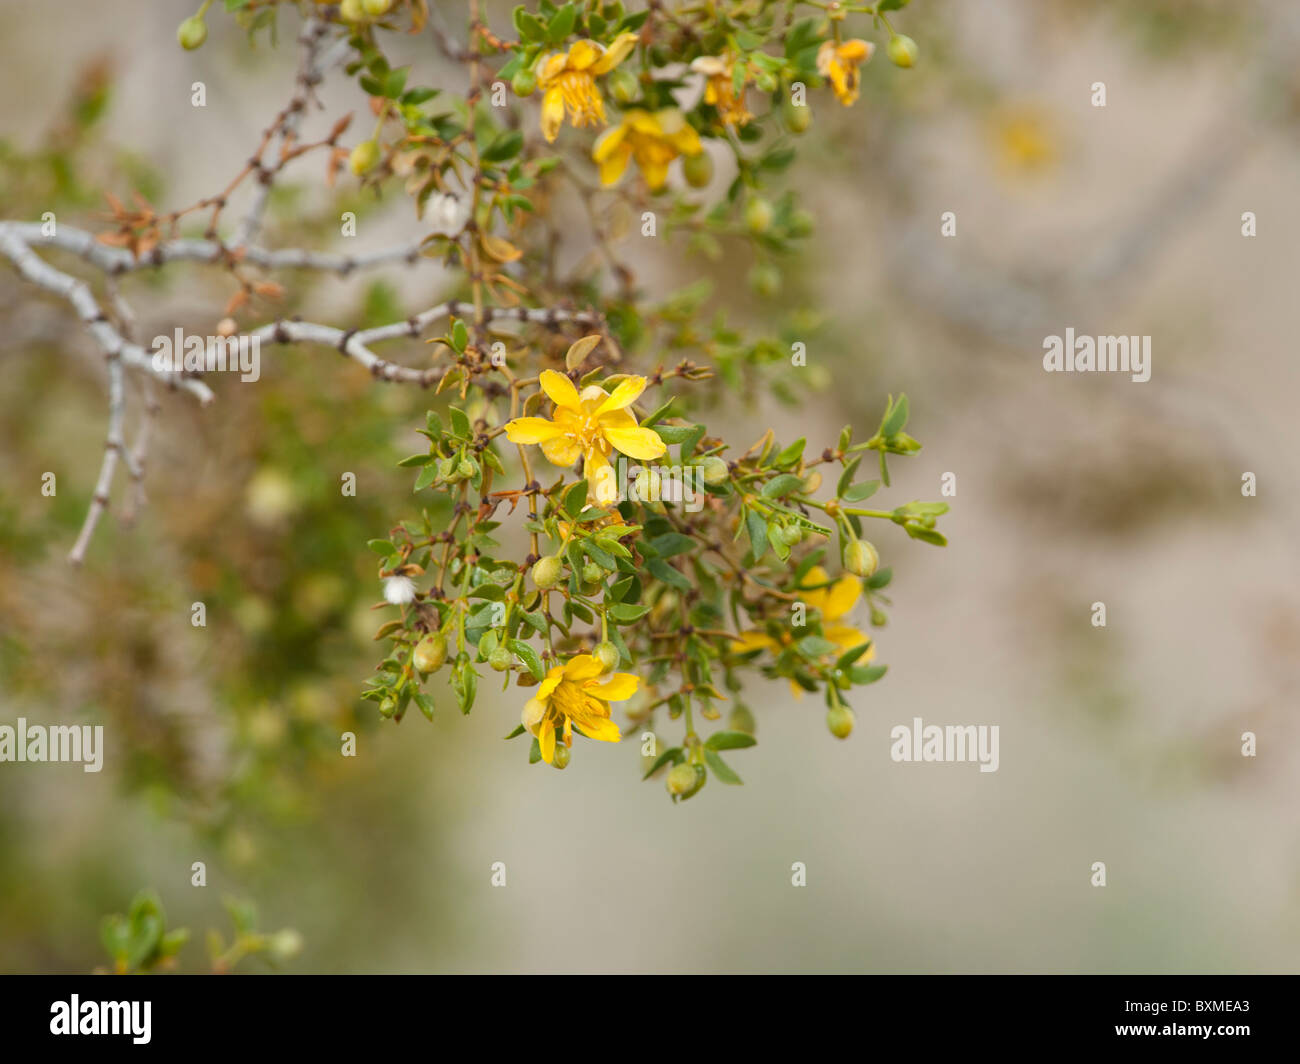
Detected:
left=1, top=0, right=1298, bottom=972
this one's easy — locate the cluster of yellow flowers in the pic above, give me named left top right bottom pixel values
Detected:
left=527, top=32, right=883, bottom=191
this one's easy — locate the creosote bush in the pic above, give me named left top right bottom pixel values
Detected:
left=2, top=0, right=948, bottom=806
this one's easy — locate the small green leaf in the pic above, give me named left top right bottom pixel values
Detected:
left=704, top=731, right=757, bottom=751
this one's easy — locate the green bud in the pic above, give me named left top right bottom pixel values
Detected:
left=783, top=98, right=812, bottom=134
left=748, top=262, right=781, bottom=298
left=457, top=457, right=477, bottom=479
left=607, top=68, right=639, bottom=105
left=744, top=196, right=774, bottom=235
left=682, top=151, right=714, bottom=189
left=349, top=140, right=381, bottom=176
left=666, top=761, right=706, bottom=800
left=788, top=208, right=815, bottom=238
left=870, top=607, right=888, bottom=627
left=634, top=467, right=661, bottom=503
left=887, top=34, right=919, bottom=68
left=531, top=554, right=564, bottom=589
left=755, top=71, right=778, bottom=94
left=177, top=16, right=208, bottom=51
left=581, top=561, right=604, bottom=586
left=844, top=539, right=879, bottom=578
left=413, top=633, right=448, bottom=674
left=593, top=641, right=620, bottom=673
left=827, top=704, right=855, bottom=739
left=511, top=67, right=537, bottom=98
left=340, top=0, right=366, bottom=24
left=778, top=522, right=804, bottom=547
left=727, top=703, right=757, bottom=736
left=699, top=455, right=729, bottom=485
left=363, top=0, right=395, bottom=15
left=551, top=743, right=571, bottom=769
left=488, top=646, right=513, bottom=672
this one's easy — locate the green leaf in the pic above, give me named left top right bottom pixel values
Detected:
left=642, top=745, right=684, bottom=779
left=848, top=663, right=888, bottom=685
left=773, top=437, right=806, bottom=468
left=882, top=393, right=910, bottom=438
left=608, top=602, right=651, bottom=623
left=704, top=731, right=757, bottom=751
left=563, top=479, right=589, bottom=518
left=546, top=3, right=577, bottom=42
left=367, top=539, right=396, bottom=555
left=413, top=464, right=439, bottom=491
left=745, top=510, right=768, bottom=561
left=483, top=129, right=524, bottom=163
left=842, top=480, right=879, bottom=503
left=648, top=532, right=694, bottom=557
left=704, top=749, right=744, bottom=784
left=836, top=456, right=862, bottom=497
left=507, top=638, right=546, bottom=682
left=761, top=473, right=805, bottom=499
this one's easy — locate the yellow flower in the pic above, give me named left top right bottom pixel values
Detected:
left=504, top=369, right=667, bottom=506
left=690, top=54, right=753, bottom=127
left=592, top=108, right=704, bottom=190
left=522, top=653, right=638, bottom=763
left=817, top=39, right=874, bottom=106
left=535, top=33, right=639, bottom=142
left=730, top=565, right=873, bottom=693
left=595, top=109, right=707, bottom=191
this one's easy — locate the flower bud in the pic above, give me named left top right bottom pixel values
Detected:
left=488, top=646, right=513, bottom=672
left=593, top=641, right=620, bottom=673
left=778, top=522, right=804, bottom=547
left=748, top=262, right=780, bottom=298
left=826, top=704, right=855, bottom=739
left=531, top=554, right=564, bottom=589
left=744, top=196, right=774, bottom=235
left=870, top=607, right=888, bottom=627
left=413, top=633, right=448, bottom=674
left=457, top=457, right=477, bottom=479
left=363, top=0, right=395, bottom=15
left=177, top=16, right=208, bottom=51
left=887, top=34, right=919, bottom=68
left=607, top=68, right=639, bottom=105
left=581, top=562, right=604, bottom=586
left=788, top=208, right=815, bottom=238
left=634, top=467, right=661, bottom=502
left=340, top=0, right=366, bottom=23
left=682, top=150, right=713, bottom=188
left=844, top=539, right=879, bottom=578
left=349, top=140, right=381, bottom=176
left=727, top=703, right=757, bottom=736
left=511, top=67, right=537, bottom=98
left=699, top=455, right=729, bottom=485
left=782, top=98, right=812, bottom=134
left=551, top=744, right=571, bottom=769
left=666, top=761, right=706, bottom=800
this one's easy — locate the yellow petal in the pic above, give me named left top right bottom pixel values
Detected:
left=504, top=416, right=562, bottom=444
left=639, top=157, right=670, bottom=191
left=522, top=697, right=547, bottom=729
left=586, top=672, right=639, bottom=701
left=563, top=654, right=605, bottom=682
left=826, top=625, right=873, bottom=654
left=595, top=376, right=647, bottom=414
left=540, top=433, right=583, bottom=467
left=591, top=32, right=637, bottom=74
left=541, top=87, right=565, bottom=142
left=573, top=715, right=622, bottom=742
left=603, top=425, right=667, bottom=461
left=592, top=122, right=629, bottom=163
left=568, top=39, right=602, bottom=71
left=539, top=368, right=582, bottom=411
left=598, top=143, right=632, bottom=186
left=536, top=673, right=562, bottom=701
left=840, top=39, right=873, bottom=63
left=537, top=53, right=567, bottom=86
left=730, top=630, right=780, bottom=654
left=538, top=717, right=556, bottom=762
left=585, top=448, right=620, bottom=505
left=821, top=576, right=862, bottom=621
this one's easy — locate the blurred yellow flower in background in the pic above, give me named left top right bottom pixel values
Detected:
left=691, top=54, right=753, bottom=127
left=817, top=39, right=875, bottom=106
left=593, top=109, right=704, bottom=189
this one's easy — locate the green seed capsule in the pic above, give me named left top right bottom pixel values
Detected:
left=827, top=704, right=855, bottom=739
left=413, top=633, right=448, bottom=674
left=783, top=98, right=812, bottom=134
left=349, top=140, right=381, bottom=176
left=177, top=16, right=207, bottom=51
left=531, top=554, right=564, bottom=589
left=682, top=151, right=714, bottom=188
left=551, top=744, right=571, bottom=769
left=844, top=539, right=879, bottom=578
left=488, top=646, right=513, bottom=672
left=593, top=641, right=620, bottom=673
left=744, top=196, right=774, bottom=235
left=887, top=35, right=919, bottom=68
left=511, top=67, right=537, bottom=98
left=699, top=455, right=729, bottom=485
